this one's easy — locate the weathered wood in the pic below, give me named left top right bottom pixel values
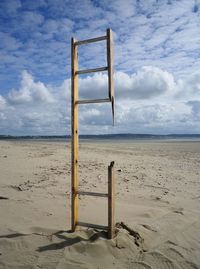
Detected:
left=71, top=37, right=79, bottom=232
left=107, top=28, right=115, bottom=124
left=77, top=98, right=110, bottom=105
left=77, top=221, right=108, bottom=230
left=76, top=66, right=108, bottom=75
left=77, top=191, right=108, bottom=198
left=71, top=29, right=115, bottom=237
left=75, top=35, right=107, bottom=46
left=108, top=161, right=115, bottom=239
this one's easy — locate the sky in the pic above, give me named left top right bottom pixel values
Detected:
left=0, top=0, right=200, bottom=135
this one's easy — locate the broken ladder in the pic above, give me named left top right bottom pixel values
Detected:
left=71, top=28, right=115, bottom=239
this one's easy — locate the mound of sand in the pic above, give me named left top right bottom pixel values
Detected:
left=1, top=219, right=200, bottom=269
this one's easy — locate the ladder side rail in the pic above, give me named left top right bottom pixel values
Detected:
left=71, top=38, right=79, bottom=232
left=107, top=29, right=115, bottom=124
left=108, top=161, right=115, bottom=239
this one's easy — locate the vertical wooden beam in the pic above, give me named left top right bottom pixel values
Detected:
left=107, top=28, right=115, bottom=125
left=71, top=38, right=79, bottom=232
left=108, top=161, right=115, bottom=239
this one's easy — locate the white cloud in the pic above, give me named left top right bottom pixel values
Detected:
left=2, top=0, right=200, bottom=103
left=115, top=66, right=175, bottom=99
left=1, top=0, right=200, bottom=135
left=185, top=72, right=200, bottom=94
left=21, top=11, right=44, bottom=27
left=0, top=71, right=70, bottom=135
left=44, top=18, right=73, bottom=32
left=117, top=101, right=191, bottom=131
left=101, top=0, right=136, bottom=18
left=63, top=66, right=176, bottom=102
left=0, top=32, right=22, bottom=51
left=0, top=95, right=6, bottom=110
left=187, top=101, right=200, bottom=120
left=60, top=78, right=71, bottom=99
left=58, top=66, right=200, bottom=134
left=0, top=67, right=200, bottom=135
left=8, top=70, right=54, bottom=104
left=175, top=71, right=200, bottom=101
left=79, top=73, right=108, bottom=99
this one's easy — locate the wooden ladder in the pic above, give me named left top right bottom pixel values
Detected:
left=71, top=28, right=115, bottom=239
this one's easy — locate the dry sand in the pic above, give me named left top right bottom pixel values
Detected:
left=0, top=139, right=200, bottom=269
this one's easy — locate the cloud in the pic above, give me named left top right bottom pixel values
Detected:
left=0, top=95, right=6, bottom=110
left=21, top=11, right=44, bottom=28
left=20, top=0, right=47, bottom=11
left=72, top=66, right=176, bottom=101
left=175, top=71, right=200, bottom=101
left=187, top=101, right=200, bottom=120
left=0, top=68, right=199, bottom=135
left=8, top=70, right=54, bottom=104
left=78, top=73, right=108, bottom=99
left=1, top=0, right=200, bottom=96
left=42, top=18, right=73, bottom=34
left=117, top=101, right=191, bottom=131
left=0, top=0, right=21, bottom=17
left=0, top=71, right=70, bottom=135
left=99, top=0, right=136, bottom=18
left=74, top=66, right=200, bottom=105
left=184, top=71, right=200, bottom=94
left=1, top=0, right=200, bottom=134
left=0, top=32, right=22, bottom=51
left=115, top=66, right=175, bottom=99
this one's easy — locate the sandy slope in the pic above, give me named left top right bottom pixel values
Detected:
left=0, top=139, right=200, bottom=268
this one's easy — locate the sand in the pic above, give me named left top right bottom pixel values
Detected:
left=0, top=139, right=200, bottom=269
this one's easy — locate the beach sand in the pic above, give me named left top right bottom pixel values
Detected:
left=0, top=139, right=200, bottom=268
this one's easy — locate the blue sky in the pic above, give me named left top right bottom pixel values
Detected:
left=0, top=0, right=200, bottom=135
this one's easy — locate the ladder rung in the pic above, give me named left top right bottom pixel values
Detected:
left=76, top=98, right=110, bottom=105
left=75, top=35, right=107, bottom=46
left=76, top=66, right=108, bottom=75
left=78, top=191, right=108, bottom=198
left=77, top=221, right=108, bottom=230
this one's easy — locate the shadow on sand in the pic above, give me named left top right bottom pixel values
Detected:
left=0, top=230, right=108, bottom=252
left=0, top=233, right=27, bottom=239
left=37, top=230, right=108, bottom=252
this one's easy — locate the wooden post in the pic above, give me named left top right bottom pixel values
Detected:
left=107, top=28, right=115, bottom=124
left=108, top=161, right=115, bottom=239
left=71, top=38, right=79, bottom=232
